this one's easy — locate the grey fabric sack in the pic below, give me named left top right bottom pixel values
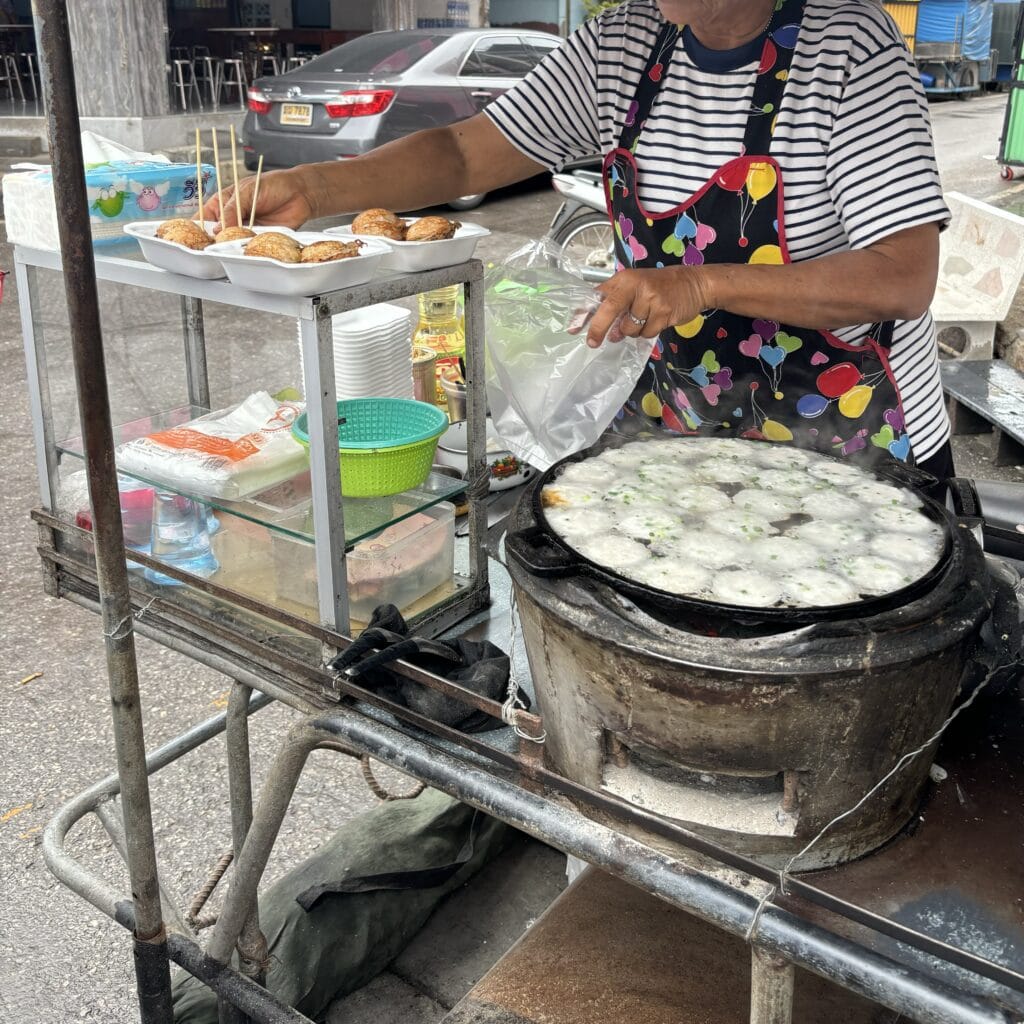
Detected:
left=173, top=789, right=509, bottom=1023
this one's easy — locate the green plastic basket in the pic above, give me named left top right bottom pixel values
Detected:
left=292, top=398, right=448, bottom=498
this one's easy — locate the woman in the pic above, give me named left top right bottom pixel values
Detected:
left=211, top=0, right=952, bottom=476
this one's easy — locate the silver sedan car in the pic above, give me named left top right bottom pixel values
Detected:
left=242, top=28, right=563, bottom=206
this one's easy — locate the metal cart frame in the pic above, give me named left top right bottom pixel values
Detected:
left=25, top=5, right=1024, bottom=1024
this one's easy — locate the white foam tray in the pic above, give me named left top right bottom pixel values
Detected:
left=207, top=231, right=392, bottom=296
left=327, top=217, right=489, bottom=272
left=124, top=220, right=229, bottom=279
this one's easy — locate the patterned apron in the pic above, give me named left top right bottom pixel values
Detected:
left=603, top=0, right=913, bottom=465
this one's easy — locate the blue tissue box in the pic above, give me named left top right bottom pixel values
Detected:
left=3, top=160, right=216, bottom=250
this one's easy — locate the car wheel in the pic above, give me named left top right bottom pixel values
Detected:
left=244, top=155, right=258, bottom=172
left=552, top=209, right=616, bottom=282
left=448, top=193, right=486, bottom=211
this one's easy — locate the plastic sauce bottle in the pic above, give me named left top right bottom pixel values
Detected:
left=412, top=286, right=464, bottom=407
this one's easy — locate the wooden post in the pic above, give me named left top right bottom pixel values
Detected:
left=750, top=946, right=795, bottom=1024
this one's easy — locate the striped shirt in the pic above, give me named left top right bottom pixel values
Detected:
left=485, top=0, right=951, bottom=461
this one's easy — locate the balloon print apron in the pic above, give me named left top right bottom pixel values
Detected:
left=603, top=0, right=913, bottom=465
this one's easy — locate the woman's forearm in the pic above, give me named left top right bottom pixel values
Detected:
left=699, top=223, right=940, bottom=329
left=297, top=115, right=545, bottom=220
left=586, top=223, right=940, bottom=346
left=297, top=127, right=468, bottom=219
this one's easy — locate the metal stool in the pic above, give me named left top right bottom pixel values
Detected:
left=219, top=58, right=248, bottom=110
left=19, top=52, right=37, bottom=100
left=171, top=58, right=200, bottom=111
left=283, top=56, right=308, bottom=72
left=195, top=56, right=221, bottom=107
left=0, top=52, right=25, bottom=101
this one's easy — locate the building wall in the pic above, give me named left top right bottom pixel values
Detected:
left=269, top=0, right=293, bottom=28
left=336, top=0, right=374, bottom=28
left=488, top=0, right=583, bottom=32
left=327, top=0, right=583, bottom=33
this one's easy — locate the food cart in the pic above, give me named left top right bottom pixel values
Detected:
left=23, top=3, right=1024, bottom=1023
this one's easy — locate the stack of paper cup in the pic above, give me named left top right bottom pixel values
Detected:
left=296, top=303, right=414, bottom=400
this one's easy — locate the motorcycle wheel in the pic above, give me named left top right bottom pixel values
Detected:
left=551, top=209, right=616, bottom=282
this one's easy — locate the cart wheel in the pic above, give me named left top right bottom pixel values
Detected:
left=1002, top=165, right=1015, bottom=181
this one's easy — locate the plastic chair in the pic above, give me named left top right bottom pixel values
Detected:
left=171, top=58, right=200, bottom=111
left=220, top=58, right=248, bottom=110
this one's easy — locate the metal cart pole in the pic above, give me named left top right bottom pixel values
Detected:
left=33, top=1, right=174, bottom=1020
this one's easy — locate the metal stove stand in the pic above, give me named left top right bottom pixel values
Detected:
left=24, top=4, right=1024, bottom=1024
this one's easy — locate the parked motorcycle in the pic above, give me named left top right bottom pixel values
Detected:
left=549, top=161, right=615, bottom=282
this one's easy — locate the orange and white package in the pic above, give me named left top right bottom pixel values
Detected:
left=116, top=392, right=308, bottom=499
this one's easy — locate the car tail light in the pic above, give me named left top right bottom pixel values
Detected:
left=247, top=89, right=271, bottom=115
left=324, top=90, right=395, bottom=118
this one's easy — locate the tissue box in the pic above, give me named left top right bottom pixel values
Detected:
left=4, top=160, right=215, bottom=250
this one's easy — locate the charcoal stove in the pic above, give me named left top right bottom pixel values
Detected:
left=505, top=438, right=1007, bottom=870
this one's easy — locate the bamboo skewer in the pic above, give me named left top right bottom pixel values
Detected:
left=248, top=154, right=264, bottom=230
left=193, top=127, right=202, bottom=223
left=229, top=125, right=241, bottom=228
left=211, top=129, right=224, bottom=228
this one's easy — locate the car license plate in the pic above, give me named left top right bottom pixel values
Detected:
left=280, top=103, right=313, bottom=126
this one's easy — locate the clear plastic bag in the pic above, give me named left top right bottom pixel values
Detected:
left=484, top=237, right=651, bottom=470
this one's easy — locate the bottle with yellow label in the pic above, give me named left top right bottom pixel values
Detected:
left=413, top=285, right=464, bottom=407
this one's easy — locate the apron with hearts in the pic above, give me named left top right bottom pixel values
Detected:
left=603, top=0, right=913, bottom=464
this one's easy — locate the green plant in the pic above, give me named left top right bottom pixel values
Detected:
left=582, top=0, right=621, bottom=17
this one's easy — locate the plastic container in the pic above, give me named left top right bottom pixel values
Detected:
left=146, top=490, right=219, bottom=586
left=208, top=231, right=392, bottom=295
left=291, top=398, right=448, bottom=497
left=272, top=502, right=456, bottom=622
left=326, top=218, right=489, bottom=272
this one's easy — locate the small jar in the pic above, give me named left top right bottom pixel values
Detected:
left=412, top=345, right=438, bottom=404
left=439, top=366, right=467, bottom=422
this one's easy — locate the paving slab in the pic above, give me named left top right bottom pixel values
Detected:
left=326, top=972, right=448, bottom=1024
left=389, top=836, right=567, bottom=1009
left=443, top=868, right=897, bottom=1024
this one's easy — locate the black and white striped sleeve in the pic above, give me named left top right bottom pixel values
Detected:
left=484, top=21, right=601, bottom=170
left=825, top=30, right=949, bottom=250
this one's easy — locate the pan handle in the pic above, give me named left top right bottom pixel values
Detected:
left=876, top=459, right=939, bottom=492
left=505, top=525, right=579, bottom=578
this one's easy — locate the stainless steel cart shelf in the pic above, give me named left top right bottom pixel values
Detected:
left=18, top=243, right=491, bottom=639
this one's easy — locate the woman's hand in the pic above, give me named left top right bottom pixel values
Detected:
left=203, top=165, right=320, bottom=230
left=585, top=265, right=711, bottom=347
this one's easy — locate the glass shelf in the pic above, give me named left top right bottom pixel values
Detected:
left=57, top=405, right=465, bottom=548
